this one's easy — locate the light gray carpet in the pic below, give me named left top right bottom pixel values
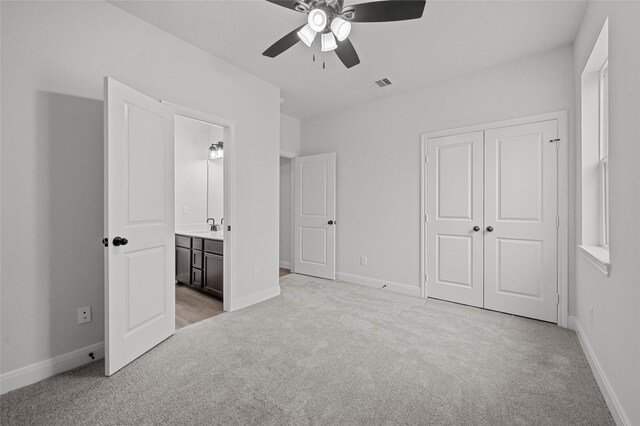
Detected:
left=1, top=274, right=612, bottom=425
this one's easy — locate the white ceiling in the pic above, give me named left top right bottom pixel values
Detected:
left=110, top=0, right=586, bottom=119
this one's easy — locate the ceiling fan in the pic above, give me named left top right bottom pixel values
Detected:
left=262, top=0, right=427, bottom=68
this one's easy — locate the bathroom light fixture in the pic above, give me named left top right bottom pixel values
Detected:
left=330, top=17, right=351, bottom=41
left=297, top=24, right=316, bottom=47
left=209, top=142, right=224, bottom=160
left=321, top=32, right=337, bottom=52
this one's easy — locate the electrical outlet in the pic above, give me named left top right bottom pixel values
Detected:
left=78, top=306, right=91, bottom=325
left=360, top=256, right=368, bottom=266
left=253, top=267, right=260, bottom=279
left=589, top=306, right=594, bottom=326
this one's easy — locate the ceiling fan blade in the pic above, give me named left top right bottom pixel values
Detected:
left=342, top=0, right=426, bottom=23
left=265, top=0, right=304, bottom=12
left=263, top=25, right=305, bottom=58
left=335, top=38, right=360, bottom=68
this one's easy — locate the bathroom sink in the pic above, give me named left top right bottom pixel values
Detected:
left=177, top=230, right=223, bottom=240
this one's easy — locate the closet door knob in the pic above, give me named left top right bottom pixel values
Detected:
left=486, top=226, right=494, bottom=232
left=113, top=237, right=128, bottom=246
left=473, top=226, right=480, bottom=232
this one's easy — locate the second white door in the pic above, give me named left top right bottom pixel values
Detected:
left=293, top=153, right=336, bottom=280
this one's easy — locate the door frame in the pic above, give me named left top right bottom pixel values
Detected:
left=420, top=111, right=569, bottom=327
left=280, top=151, right=297, bottom=273
left=161, top=101, right=237, bottom=312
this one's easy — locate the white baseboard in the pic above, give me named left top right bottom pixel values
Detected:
left=336, top=272, right=421, bottom=297
left=279, top=261, right=291, bottom=269
left=0, top=341, right=104, bottom=395
left=232, top=285, right=281, bottom=311
left=568, top=316, right=630, bottom=426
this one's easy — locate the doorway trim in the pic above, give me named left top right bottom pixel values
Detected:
left=161, top=101, right=237, bottom=312
left=420, top=110, right=569, bottom=327
left=279, top=152, right=297, bottom=273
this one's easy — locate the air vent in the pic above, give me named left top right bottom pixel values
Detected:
left=367, top=77, right=393, bottom=90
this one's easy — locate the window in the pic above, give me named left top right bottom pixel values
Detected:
left=579, top=18, right=610, bottom=275
left=599, top=60, right=609, bottom=249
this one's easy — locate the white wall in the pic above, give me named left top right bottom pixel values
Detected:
left=279, top=157, right=292, bottom=268
left=280, top=113, right=301, bottom=156
left=1, top=1, right=280, bottom=381
left=572, top=2, right=640, bottom=424
left=301, top=46, right=575, bottom=293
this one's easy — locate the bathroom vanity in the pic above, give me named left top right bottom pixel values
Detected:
left=175, top=231, right=223, bottom=301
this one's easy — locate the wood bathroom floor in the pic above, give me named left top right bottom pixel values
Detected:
left=279, top=268, right=291, bottom=277
left=175, top=285, right=224, bottom=329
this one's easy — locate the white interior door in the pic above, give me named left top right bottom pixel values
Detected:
left=484, top=120, right=558, bottom=322
left=105, top=77, right=175, bottom=376
left=426, top=132, right=484, bottom=307
left=293, top=153, right=336, bottom=280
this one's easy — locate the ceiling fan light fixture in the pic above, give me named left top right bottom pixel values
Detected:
left=297, top=24, right=316, bottom=47
left=308, top=8, right=328, bottom=32
left=330, top=17, right=351, bottom=41
left=321, top=32, right=337, bottom=52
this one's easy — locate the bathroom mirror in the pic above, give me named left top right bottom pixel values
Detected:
left=207, top=124, right=224, bottom=224
left=174, top=115, right=224, bottom=230
left=207, top=153, right=223, bottom=224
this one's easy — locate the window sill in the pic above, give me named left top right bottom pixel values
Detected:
left=578, top=245, right=610, bottom=276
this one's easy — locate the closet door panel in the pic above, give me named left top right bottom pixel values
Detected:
left=426, top=131, right=484, bottom=307
left=484, top=120, right=558, bottom=322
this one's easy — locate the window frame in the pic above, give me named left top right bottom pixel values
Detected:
left=599, top=60, right=609, bottom=250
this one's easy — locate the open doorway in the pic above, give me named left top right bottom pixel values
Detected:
left=279, top=155, right=294, bottom=278
left=174, top=114, right=226, bottom=329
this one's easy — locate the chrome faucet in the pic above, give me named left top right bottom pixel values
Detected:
left=207, top=218, right=217, bottom=231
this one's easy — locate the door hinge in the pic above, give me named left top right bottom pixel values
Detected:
left=556, top=217, right=560, bottom=228
left=556, top=293, right=560, bottom=304
left=227, top=225, right=231, bottom=231
left=425, top=155, right=430, bottom=164
left=425, top=273, right=429, bottom=282
left=425, top=214, right=429, bottom=223
left=550, top=138, right=560, bottom=150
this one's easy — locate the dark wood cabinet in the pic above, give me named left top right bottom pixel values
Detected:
left=191, top=268, right=203, bottom=288
left=203, top=252, right=223, bottom=299
left=176, top=246, right=191, bottom=285
left=175, top=234, right=223, bottom=301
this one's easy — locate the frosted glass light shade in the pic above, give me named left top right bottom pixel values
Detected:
left=308, top=8, right=327, bottom=32
left=321, top=32, right=337, bottom=52
left=297, top=24, right=316, bottom=47
left=330, top=17, right=351, bottom=41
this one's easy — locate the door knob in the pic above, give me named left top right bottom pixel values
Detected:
left=486, top=226, right=494, bottom=232
left=113, top=237, right=128, bottom=246
left=328, top=220, right=334, bottom=225
left=473, top=226, right=480, bottom=232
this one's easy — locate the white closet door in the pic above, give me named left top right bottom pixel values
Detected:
left=483, top=120, right=558, bottom=322
left=426, top=132, right=484, bottom=307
